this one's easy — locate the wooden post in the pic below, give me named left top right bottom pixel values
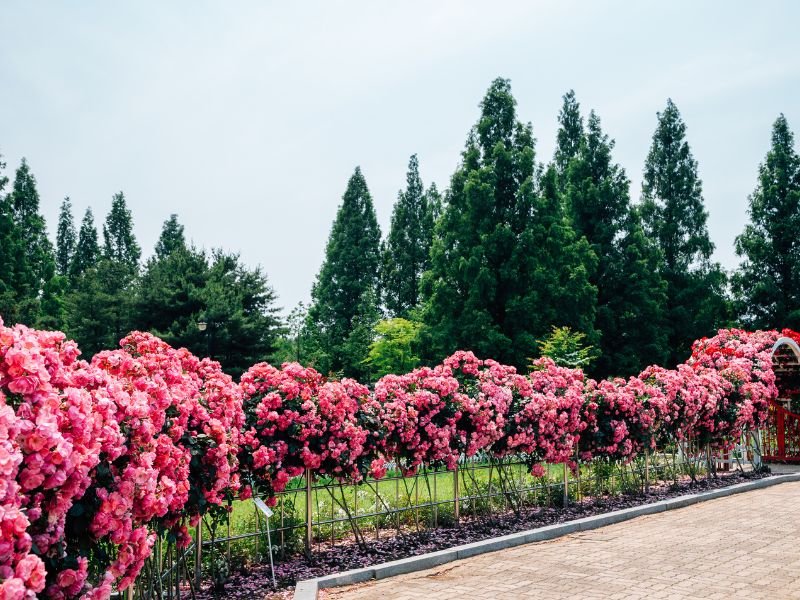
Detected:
left=453, top=464, right=460, bottom=524
left=644, top=449, right=650, bottom=493
left=305, top=469, right=313, bottom=554
left=563, top=463, right=569, bottom=507
left=194, top=522, right=202, bottom=590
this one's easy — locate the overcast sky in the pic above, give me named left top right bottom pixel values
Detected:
left=2, top=1, right=799, bottom=315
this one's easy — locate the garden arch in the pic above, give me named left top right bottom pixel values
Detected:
left=762, top=337, right=800, bottom=462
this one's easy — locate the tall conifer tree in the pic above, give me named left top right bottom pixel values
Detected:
left=0, top=153, right=17, bottom=320
left=733, top=114, right=800, bottom=328
left=155, top=213, right=186, bottom=259
left=7, top=159, right=55, bottom=325
left=381, top=154, right=436, bottom=317
left=56, top=197, right=77, bottom=276
left=306, top=167, right=381, bottom=378
left=70, top=208, right=100, bottom=279
left=554, top=90, right=584, bottom=183
left=562, top=107, right=668, bottom=376
left=421, top=79, right=597, bottom=367
left=640, top=99, right=727, bottom=365
left=103, top=191, right=141, bottom=270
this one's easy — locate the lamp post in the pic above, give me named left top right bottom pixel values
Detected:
left=197, top=320, right=213, bottom=360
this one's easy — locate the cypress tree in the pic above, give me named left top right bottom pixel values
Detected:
left=640, top=99, right=727, bottom=365
left=56, top=197, right=77, bottom=276
left=87, top=191, right=141, bottom=346
left=306, top=167, right=381, bottom=378
left=103, top=191, right=141, bottom=270
left=563, top=107, right=668, bottom=376
left=155, top=213, right=186, bottom=259
left=0, top=153, right=17, bottom=321
left=554, top=90, right=584, bottom=183
left=733, top=114, right=800, bottom=328
left=7, top=159, right=55, bottom=325
left=70, top=208, right=101, bottom=279
left=381, top=154, right=436, bottom=317
left=599, top=209, right=669, bottom=375
left=421, top=78, right=597, bottom=367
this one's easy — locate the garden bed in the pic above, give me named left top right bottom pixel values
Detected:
left=195, top=469, right=770, bottom=599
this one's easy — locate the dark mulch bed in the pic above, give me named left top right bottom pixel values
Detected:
left=195, top=469, right=771, bottom=599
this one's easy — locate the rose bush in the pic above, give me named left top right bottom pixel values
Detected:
left=0, top=320, right=788, bottom=599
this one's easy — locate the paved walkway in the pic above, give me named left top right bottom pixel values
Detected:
left=323, top=481, right=800, bottom=599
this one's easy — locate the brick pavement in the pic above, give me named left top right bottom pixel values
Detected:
left=322, top=481, right=800, bottom=599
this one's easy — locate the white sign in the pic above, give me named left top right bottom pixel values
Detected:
left=253, top=497, right=274, bottom=518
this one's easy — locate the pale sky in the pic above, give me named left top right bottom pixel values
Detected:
left=1, top=1, right=799, bottom=316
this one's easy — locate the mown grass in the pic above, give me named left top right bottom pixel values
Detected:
left=201, top=451, right=697, bottom=570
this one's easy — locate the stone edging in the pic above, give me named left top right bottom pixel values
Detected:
left=293, top=473, right=800, bottom=599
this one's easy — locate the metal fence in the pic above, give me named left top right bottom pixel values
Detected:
left=129, top=438, right=758, bottom=599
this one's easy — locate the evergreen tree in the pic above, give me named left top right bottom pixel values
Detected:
left=733, top=114, right=800, bottom=328
left=381, top=154, right=437, bottom=317
left=0, top=154, right=17, bottom=321
left=155, top=213, right=186, bottom=259
left=421, top=79, right=597, bottom=367
left=599, top=210, right=669, bottom=375
left=563, top=108, right=668, bottom=376
left=554, top=90, right=584, bottom=183
left=103, top=191, right=141, bottom=270
left=76, top=192, right=142, bottom=347
left=56, top=197, right=77, bottom=276
left=70, top=208, right=101, bottom=279
left=306, top=167, right=382, bottom=378
left=64, top=262, right=114, bottom=357
left=133, top=216, right=207, bottom=351
left=640, top=99, right=727, bottom=365
left=201, top=250, right=283, bottom=378
left=7, top=159, right=56, bottom=325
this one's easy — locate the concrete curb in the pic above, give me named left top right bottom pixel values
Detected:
left=293, top=473, right=800, bottom=599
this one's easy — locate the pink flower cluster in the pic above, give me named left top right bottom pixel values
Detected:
left=496, top=358, right=586, bottom=471
left=69, top=331, right=244, bottom=594
left=0, top=318, right=119, bottom=600
left=367, top=365, right=463, bottom=475
left=686, top=328, right=779, bottom=446
left=239, top=363, right=374, bottom=502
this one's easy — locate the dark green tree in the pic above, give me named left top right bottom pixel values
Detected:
left=155, top=213, right=186, bottom=259
left=598, top=210, right=669, bottom=375
left=733, top=114, right=800, bottom=329
left=64, top=262, right=115, bottom=356
left=563, top=108, right=668, bottom=376
left=640, top=99, right=727, bottom=364
left=79, top=192, right=142, bottom=347
left=70, top=208, right=101, bottom=279
left=421, top=79, right=597, bottom=367
left=103, top=191, right=141, bottom=270
left=133, top=244, right=208, bottom=349
left=56, top=197, right=77, bottom=276
left=200, top=250, right=283, bottom=378
left=306, top=167, right=381, bottom=378
left=554, top=90, right=584, bottom=183
left=0, top=153, right=18, bottom=322
left=5, top=159, right=56, bottom=325
left=381, top=154, right=437, bottom=317
left=132, top=215, right=207, bottom=354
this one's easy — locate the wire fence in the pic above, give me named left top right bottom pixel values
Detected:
left=128, top=436, right=759, bottom=599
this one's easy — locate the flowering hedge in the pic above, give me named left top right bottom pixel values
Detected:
left=0, top=321, right=788, bottom=599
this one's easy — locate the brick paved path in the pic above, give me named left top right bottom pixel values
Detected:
left=323, top=482, right=800, bottom=599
